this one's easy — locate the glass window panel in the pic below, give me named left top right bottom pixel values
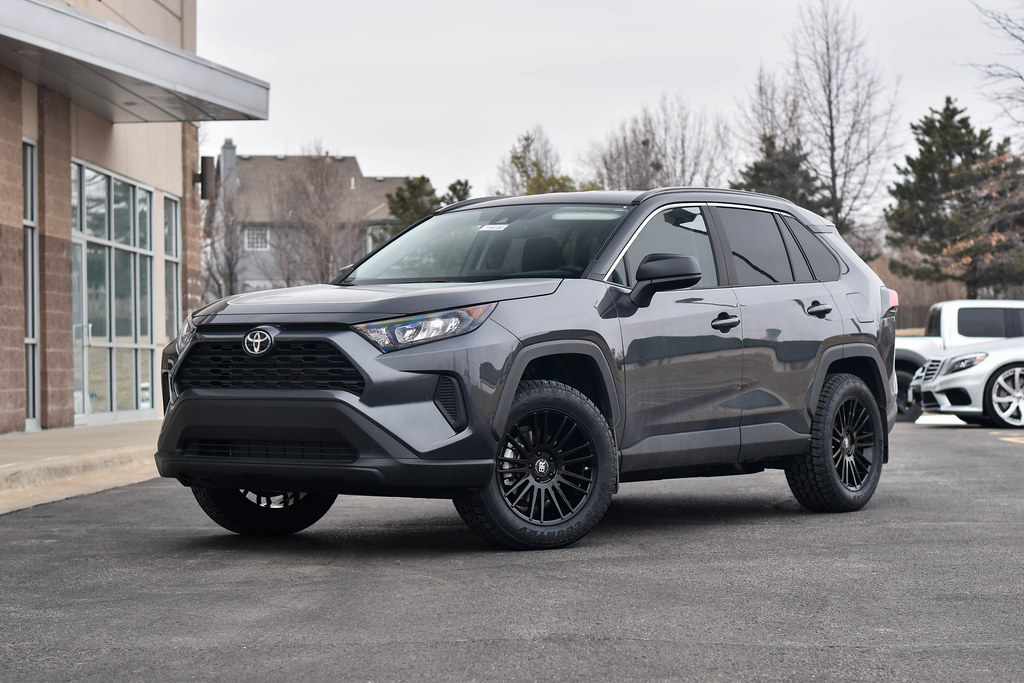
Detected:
left=25, top=346, right=36, bottom=420
left=73, top=244, right=85, bottom=414
left=115, top=348, right=136, bottom=411
left=139, top=255, right=151, bottom=342
left=87, top=244, right=109, bottom=342
left=958, top=309, right=1006, bottom=337
left=114, top=249, right=134, bottom=342
left=113, top=180, right=133, bottom=245
left=24, top=228, right=35, bottom=338
left=621, top=206, right=718, bottom=288
left=138, top=190, right=152, bottom=251
left=165, top=262, right=179, bottom=340
left=85, top=169, right=109, bottom=239
left=717, top=207, right=794, bottom=286
left=71, top=164, right=81, bottom=232
left=164, top=197, right=179, bottom=257
left=139, top=350, right=152, bottom=410
left=783, top=216, right=840, bottom=282
left=88, top=347, right=110, bottom=413
left=23, top=143, right=34, bottom=223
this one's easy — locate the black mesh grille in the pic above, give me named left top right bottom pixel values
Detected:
left=177, top=339, right=365, bottom=394
left=183, top=439, right=357, bottom=462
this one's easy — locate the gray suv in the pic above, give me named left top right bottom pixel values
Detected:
left=157, top=189, right=898, bottom=549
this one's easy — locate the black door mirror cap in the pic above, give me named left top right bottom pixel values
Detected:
left=630, top=253, right=702, bottom=307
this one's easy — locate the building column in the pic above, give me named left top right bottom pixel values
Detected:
left=181, top=122, right=202, bottom=313
left=36, top=87, right=73, bottom=429
left=0, top=65, right=25, bottom=433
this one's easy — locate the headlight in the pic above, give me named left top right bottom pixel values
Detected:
left=353, top=304, right=496, bottom=352
left=945, top=352, right=988, bottom=374
left=175, top=313, right=197, bottom=354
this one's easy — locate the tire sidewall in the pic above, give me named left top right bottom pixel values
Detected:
left=193, top=487, right=337, bottom=535
left=479, top=382, right=616, bottom=548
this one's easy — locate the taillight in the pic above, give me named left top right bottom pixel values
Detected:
left=882, top=288, right=899, bottom=319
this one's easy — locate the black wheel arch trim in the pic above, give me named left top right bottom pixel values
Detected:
left=808, top=343, right=894, bottom=439
left=490, top=340, right=622, bottom=440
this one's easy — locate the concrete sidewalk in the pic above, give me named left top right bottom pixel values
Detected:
left=0, top=420, right=162, bottom=515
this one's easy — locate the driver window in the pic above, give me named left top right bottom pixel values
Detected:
left=611, top=206, right=718, bottom=288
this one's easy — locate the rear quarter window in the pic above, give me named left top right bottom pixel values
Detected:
left=783, top=216, right=841, bottom=282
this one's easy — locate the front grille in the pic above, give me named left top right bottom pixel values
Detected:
left=177, top=339, right=365, bottom=395
left=922, top=359, right=943, bottom=382
left=182, top=439, right=357, bottom=462
left=921, top=391, right=940, bottom=410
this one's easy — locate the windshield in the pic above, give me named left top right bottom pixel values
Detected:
left=340, top=203, right=630, bottom=284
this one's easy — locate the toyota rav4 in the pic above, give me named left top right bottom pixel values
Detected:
left=156, top=188, right=899, bottom=549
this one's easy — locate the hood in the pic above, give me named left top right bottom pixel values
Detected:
left=193, top=279, right=562, bottom=326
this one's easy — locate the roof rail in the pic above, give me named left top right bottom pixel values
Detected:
left=631, top=187, right=796, bottom=205
left=435, top=196, right=502, bottom=214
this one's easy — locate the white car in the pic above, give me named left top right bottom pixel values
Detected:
left=910, top=337, right=1024, bottom=427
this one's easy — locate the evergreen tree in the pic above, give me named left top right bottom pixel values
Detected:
left=386, top=176, right=441, bottom=228
left=730, top=134, right=827, bottom=214
left=886, top=97, right=1024, bottom=297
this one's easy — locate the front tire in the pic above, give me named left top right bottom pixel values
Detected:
left=454, top=380, right=617, bottom=550
left=192, top=487, right=337, bottom=535
left=786, top=373, right=884, bottom=512
left=984, top=364, right=1024, bottom=428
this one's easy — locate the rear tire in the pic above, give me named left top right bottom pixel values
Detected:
left=453, top=380, right=616, bottom=550
left=192, top=487, right=336, bottom=536
left=895, top=368, right=922, bottom=422
left=786, top=373, right=884, bottom=512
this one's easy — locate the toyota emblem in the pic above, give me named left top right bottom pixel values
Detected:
left=243, top=329, right=273, bottom=357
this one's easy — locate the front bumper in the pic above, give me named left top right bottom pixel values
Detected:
left=910, top=367, right=987, bottom=417
left=157, top=320, right=522, bottom=498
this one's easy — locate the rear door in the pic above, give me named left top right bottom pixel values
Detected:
left=710, top=205, right=845, bottom=457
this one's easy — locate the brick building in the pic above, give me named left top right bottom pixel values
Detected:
left=0, top=0, right=268, bottom=433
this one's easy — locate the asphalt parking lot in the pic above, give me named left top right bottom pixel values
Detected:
left=1, top=419, right=1022, bottom=681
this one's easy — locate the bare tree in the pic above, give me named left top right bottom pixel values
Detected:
left=587, top=94, right=733, bottom=190
left=738, top=66, right=803, bottom=153
left=202, top=174, right=247, bottom=300
left=262, top=143, right=374, bottom=286
left=974, top=1, right=1024, bottom=124
left=791, top=0, right=898, bottom=247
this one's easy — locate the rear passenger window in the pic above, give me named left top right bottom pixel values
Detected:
left=717, top=207, right=793, bottom=286
left=958, top=308, right=1006, bottom=337
left=783, top=216, right=841, bottom=282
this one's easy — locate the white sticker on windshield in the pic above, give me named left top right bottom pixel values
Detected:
left=479, top=224, right=508, bottom=232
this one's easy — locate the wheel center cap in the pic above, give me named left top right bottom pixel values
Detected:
left=534, top=459, right=551, bottom=476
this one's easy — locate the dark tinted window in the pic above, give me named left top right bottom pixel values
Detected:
left=778, top=217, right=814, bottom=281
left=717, top=207, right=793, bottom=286
left=783, top=216, right=841, bottom=281
left=958, top=308, right=1006, bottom=337
left=610, top=206, right=718, bottom=288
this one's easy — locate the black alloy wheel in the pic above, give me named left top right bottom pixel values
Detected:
left=497, top=407, right=596, bottom=525
left=192, top=486, right=337, bottom=535
left=895, top=368, right=922, bottom=422
left=830, top=395, right=876, bottom=491
left=453, top=380, right=616, bottom=550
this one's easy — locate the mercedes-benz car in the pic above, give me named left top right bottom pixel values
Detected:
left=156, top=188, right=898, bottom=549
left=909, top=336, right=1024, bottom=428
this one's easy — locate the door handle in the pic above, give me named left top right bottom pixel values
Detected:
left=711, top=313, right=741, bottom=332
left=807, top=301, right=832, bottom=317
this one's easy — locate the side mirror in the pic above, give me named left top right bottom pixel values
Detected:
left=629, top=253, right=702, bottom=307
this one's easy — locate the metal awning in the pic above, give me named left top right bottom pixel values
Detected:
left=0, top=0, right=269, bottom=123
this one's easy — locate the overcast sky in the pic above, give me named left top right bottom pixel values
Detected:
left=196, top=0, right=1023, bottom=200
